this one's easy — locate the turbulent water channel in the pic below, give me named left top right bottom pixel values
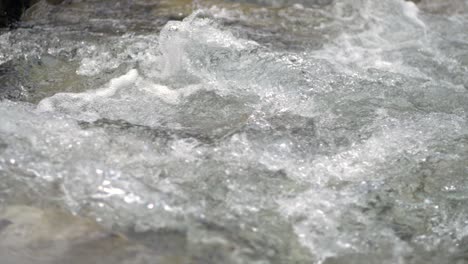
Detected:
left=0, top=0, right=467, bottom=263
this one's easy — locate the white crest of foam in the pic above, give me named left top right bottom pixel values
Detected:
left=35, top=67, right=204, bottom=125
left=36, top=69, right=139, bottom=114
left=157, top=12, right=257, bottom=79
left=401, top=0, right=426, bottom=30
left=139, top=81, right=201, bottom=105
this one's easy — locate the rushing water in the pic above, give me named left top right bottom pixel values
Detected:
left=0, top=0, right=467, bottom=263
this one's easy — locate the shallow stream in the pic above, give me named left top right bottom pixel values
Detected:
left=0, top=0, right=467, bottom=263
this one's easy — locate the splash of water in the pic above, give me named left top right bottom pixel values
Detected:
left=0, top=0, right=467, bottom=263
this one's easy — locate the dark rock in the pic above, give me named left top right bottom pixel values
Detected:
left=46, top=0, right=64, bottom=4
left=0, top=0, right=33, bottom=27
left=0, top=0, right=28, bottom=27
left=0, top=0, right=63, bottom=28
left=0, top=219, right=12, bottom=232
left=0, top=60, right=26, bottom=101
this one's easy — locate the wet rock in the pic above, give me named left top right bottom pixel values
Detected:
left=0, top=218, right=12, bottom=231
left=126, top=228, right=188, bottom=257
left=195, top=0, right=337, bottom=50
left=22, top=0, right=193, bottom=34
left=0, top=206, right=120, bottom=247
left=0, top=0, right=63, bottom=27
left=45, top=0, right=64, bottom=4
left=0, top=60, right=24, bottom=101
left=0, top=0, right=28, bottom=27
left=411, top=0, right=467, bottom=14
left=224, top=0, right=333, bottom=8
left=0, top=1, right=4, bottom=26
left=0, top=206, right=216, bottom=264
left=0, top=206, right=144, bottom=264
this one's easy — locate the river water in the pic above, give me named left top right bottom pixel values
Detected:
left=0, top=0, right=467, bottom=263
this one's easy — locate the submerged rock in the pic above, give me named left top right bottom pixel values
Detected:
left=0, top=205, right=312, bottom=263
left=0, top=205, right=191, bottom=264
left=0, top=205, right=127, bottom=263
left=21, top=0, right=193, bottom=34
left=416, top=0, right=467, bottom=14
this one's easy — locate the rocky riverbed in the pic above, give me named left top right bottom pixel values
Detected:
left=0, top=0, right=467, bottom=263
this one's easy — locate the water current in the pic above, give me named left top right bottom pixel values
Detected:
left=0, top=0, right=467, bottom=263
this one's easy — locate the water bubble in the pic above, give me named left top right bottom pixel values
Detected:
left=123, top=193, right=141, bottom=204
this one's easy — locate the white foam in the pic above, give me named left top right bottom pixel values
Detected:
left=140, top=82, right=201, bottom=105
left=37, top=69, right=139, bottom=115
left=1, top=3, right=468, bottom=262
left=401, top=0, right=427, bottom=30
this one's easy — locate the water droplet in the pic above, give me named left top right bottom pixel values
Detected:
left=163, top=204, right=173, bottom=211
left=124, top=193, right=141, bottom=204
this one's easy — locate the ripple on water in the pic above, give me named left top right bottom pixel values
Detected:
left=0, top=0, right=467, bottom=263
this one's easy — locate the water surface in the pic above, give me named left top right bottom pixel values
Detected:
left=0, top=0, right=467, bottom=263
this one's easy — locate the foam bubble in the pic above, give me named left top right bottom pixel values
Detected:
left=1, top=1, right=468, bottom=263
